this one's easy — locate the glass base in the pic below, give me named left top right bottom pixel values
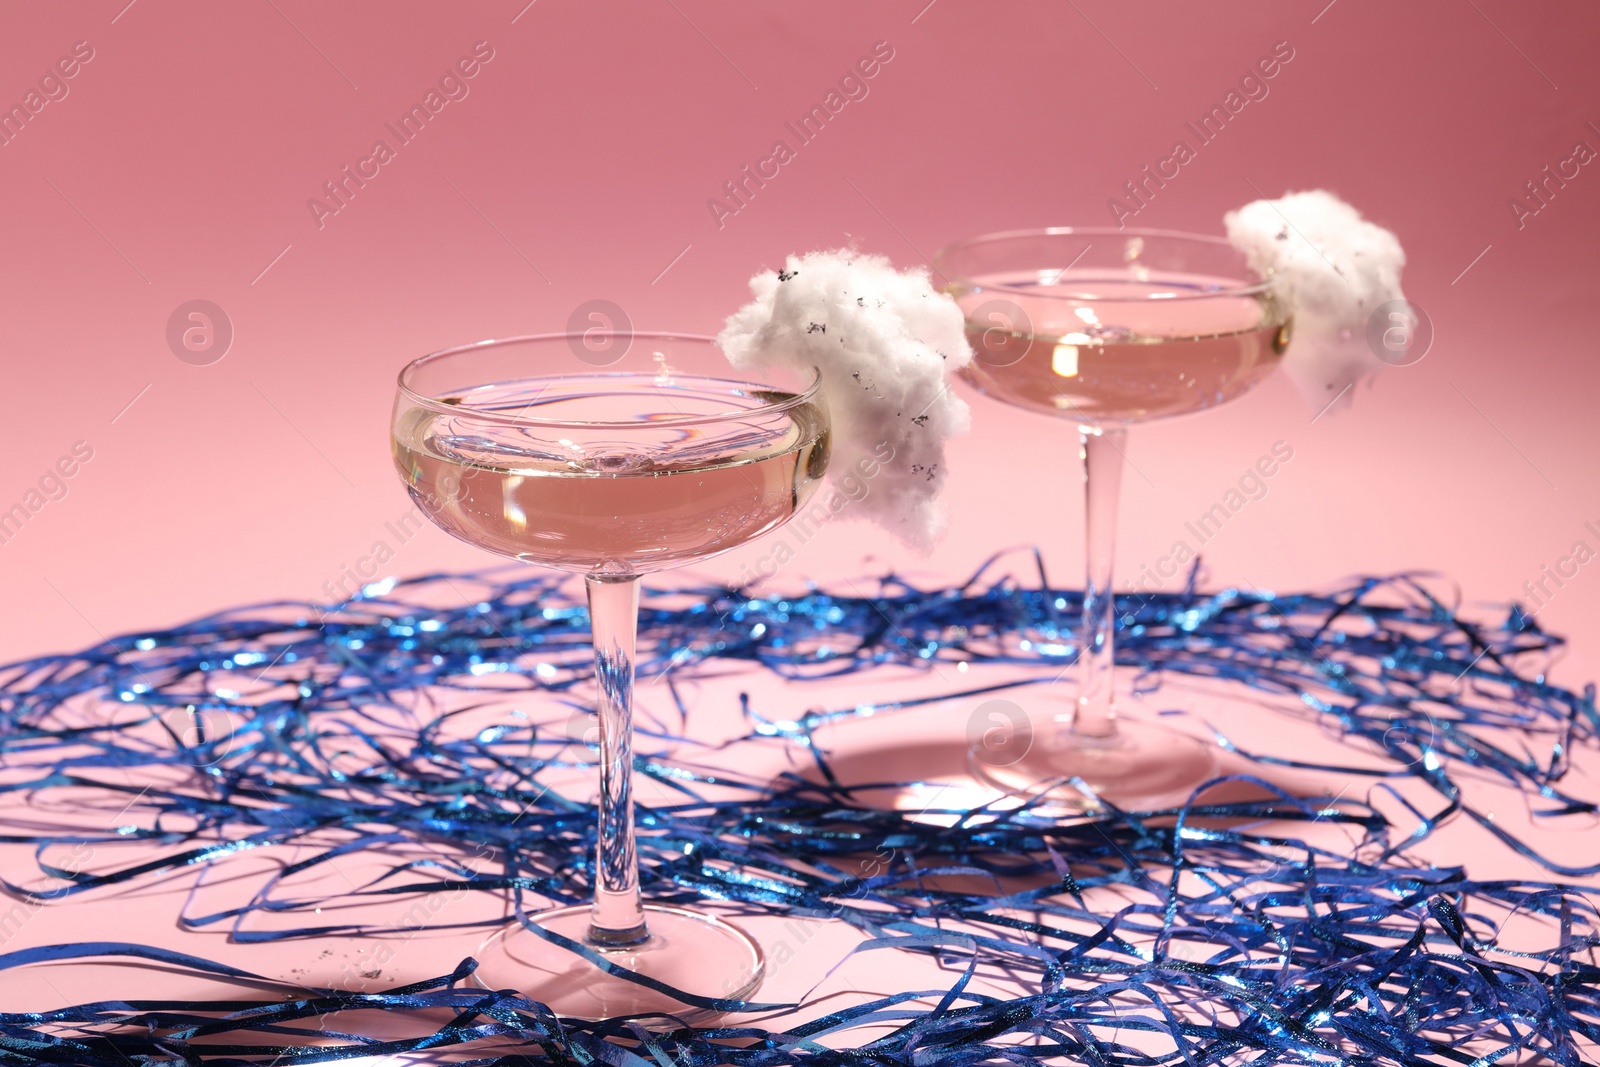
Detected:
left=970, top=718, right=1216, bottom=810
left=473, top=904, right=764, bottom=1021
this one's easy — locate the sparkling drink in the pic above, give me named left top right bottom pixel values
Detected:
left=393, top=378, right=829, bottom=573
left=950, top=271, right=1290, bottom=424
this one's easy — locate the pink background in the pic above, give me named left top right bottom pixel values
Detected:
left=2, top=0, right=1598, bottom=666
left=1, top=0, right=1599, bottom=1019
left=3, top=0, right=1598, bottom=672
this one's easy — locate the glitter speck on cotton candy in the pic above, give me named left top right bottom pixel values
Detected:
left=718, top=250, right=974, bottom=550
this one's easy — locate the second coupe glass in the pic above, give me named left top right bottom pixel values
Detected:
left=935, top=228, right=1290, bottom=808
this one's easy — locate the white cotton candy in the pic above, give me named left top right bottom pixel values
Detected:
left=1224, top=190, right=1407, bottom=413
left=718, top=250, right=973, bottom=550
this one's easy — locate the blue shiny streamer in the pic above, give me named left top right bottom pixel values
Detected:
left=0, top=553, right=1596, bottom=1065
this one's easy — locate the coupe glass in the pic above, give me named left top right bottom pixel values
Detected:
left=934, top=229, right=1290, bottom=808
left=392, top=332, right=829, bottom=1017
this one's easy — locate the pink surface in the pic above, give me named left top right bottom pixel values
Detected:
left=0, top=0, right=1598, bottom=1024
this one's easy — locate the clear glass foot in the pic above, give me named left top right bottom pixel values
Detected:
left=474, top=904, right=764, bottom=1021
left=970, top=718, right=1216, bottom=810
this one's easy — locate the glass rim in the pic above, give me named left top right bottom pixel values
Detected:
left=933, top=226, right=1275, bottom=302
left=396, top=332, right=823, bottom=430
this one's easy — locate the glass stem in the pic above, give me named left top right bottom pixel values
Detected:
left=1075, top=426, right=1126, bottom=741
left=584, top=574, right=648, bottom=946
